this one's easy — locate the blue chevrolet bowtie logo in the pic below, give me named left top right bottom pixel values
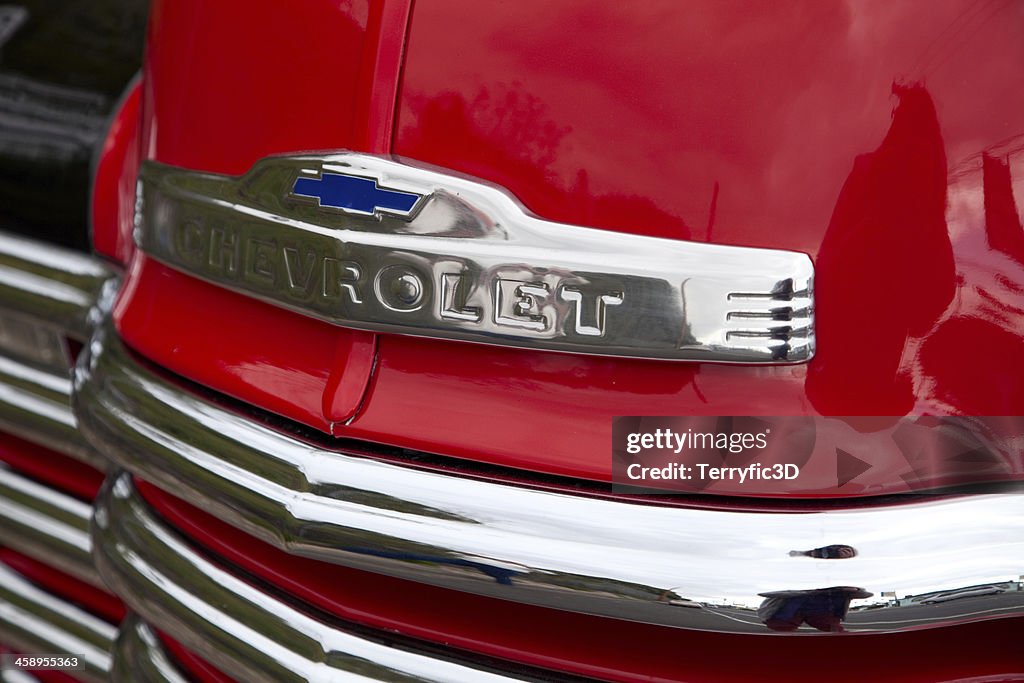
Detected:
left=292, top=172, right=422, bottom=217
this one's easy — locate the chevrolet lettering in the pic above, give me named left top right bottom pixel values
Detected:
left=136, top=154, right=815, bottom=362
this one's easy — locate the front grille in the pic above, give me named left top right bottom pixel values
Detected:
left=96, top=475, right=534, bottom=683
left=0, top=550, right=115, bottom=682
left=1, top=229, right=1024, bottom=682
left=0, top=231, right=202, bottom=682
left=0, top=232, right=113, bottom=469
left=0, top=230, right=560, bottom=681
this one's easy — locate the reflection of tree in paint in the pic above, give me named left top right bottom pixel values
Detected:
left=808, top=83, right=955, bottom=418
left=917, top=138, right=1024, bottom=416
left=807, top=80, right=1024, bottom=484
left=401, top=84, right=693, bottom=239
left=982, top=151, right=1024, bottom=265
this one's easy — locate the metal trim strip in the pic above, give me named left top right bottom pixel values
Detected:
left=0, top=464, right=101, bottom=587
left=0, top=231, right=115, bottom=468
left=0, top=353, right=103, bottom=469
left=110, top=616, right=191, bottom=683
left=0, top=562, right=114, bottom=683
left=136, top=155, right=815, bottom=363
left=0, top=232, right=115, bottom=342
left=74, top=318, right=1024, bottom=635
left=94, top=474, right=541, bottom=683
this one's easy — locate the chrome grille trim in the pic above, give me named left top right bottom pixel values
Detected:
left=0, top=350, right=101, bottom=467
left=94, top=474, right=538, bottom=683
left=0, top=232, right=115, bottom=469
left=0, top=232, right=114, bottom=341
left=0, top=668, right=42, bottom=682
left=0, top=464, right=101, bottom=587
left=110, top=616, right=191, bottom=683
left=0, top=561, right=115, bottom=683
left=74, top=316, right=1024, bottom=635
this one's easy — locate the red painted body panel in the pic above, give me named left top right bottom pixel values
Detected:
left=376, top=0, right=1024, bottom=478
left=91, top=77, right=141, bottom=264
left=113, top=0, right=399, bottom=427
left=115, top=0, right=1024, bottom=487
left=115, top=254, right=340, bottom=430
left=142, top=0, right=371, bottom=174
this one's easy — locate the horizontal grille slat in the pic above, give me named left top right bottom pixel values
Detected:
left=0, top=231, right=115, bottom=470
left=94, top=474, right=539, bottom=683
left=72, top=314, right=1024, bottom=634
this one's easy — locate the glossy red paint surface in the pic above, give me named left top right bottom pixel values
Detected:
left=91, top=78, right=141, bottom=265
left=363, top=0, right=1024, bottom=480
left=112, top=0, right=412, bottom=428
left=136, top=479, right=1024, bottom=683
left=143, top=0, right=373, bottom=174
left=85, top=2, right=1024, bottom=680
left=115, top=255, right=338, bottom=430
left=119, top=0, right=1024, bottom=486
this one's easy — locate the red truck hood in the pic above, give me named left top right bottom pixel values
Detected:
left=109, top=0, right=1024, bottom=493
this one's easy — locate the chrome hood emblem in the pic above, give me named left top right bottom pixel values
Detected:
left=135, top=153, right=814, bottom=363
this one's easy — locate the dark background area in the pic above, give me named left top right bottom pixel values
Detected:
left=0, top=0, right=148, bottom=251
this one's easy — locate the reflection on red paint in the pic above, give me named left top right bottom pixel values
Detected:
left=399, top=87, right=691, bottom=238
left=983, top=152, right=1024, bottom=264
left=92, top=79, right=141, bottom=265
left=921, top=316, right=1024, bottom=415
left=808, top=84, right=955, bottom=418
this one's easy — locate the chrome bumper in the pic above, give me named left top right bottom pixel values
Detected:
left=74, top=315, right=1024, bottom=634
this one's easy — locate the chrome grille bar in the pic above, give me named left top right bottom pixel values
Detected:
left=0, top=232, right=115, bottom=469
left=74, top=316, right=1024, bottom=635
left=0, top=232, right=114, bottom=342
left=0, top=562, right=115, bottom=683
left=0, top=464, right=100, bottom=587
left=0, top=668, right=42, bottom=682
left=110, top=616, right=192, bottom=683
left=94, top=474, right=541, bottom=683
